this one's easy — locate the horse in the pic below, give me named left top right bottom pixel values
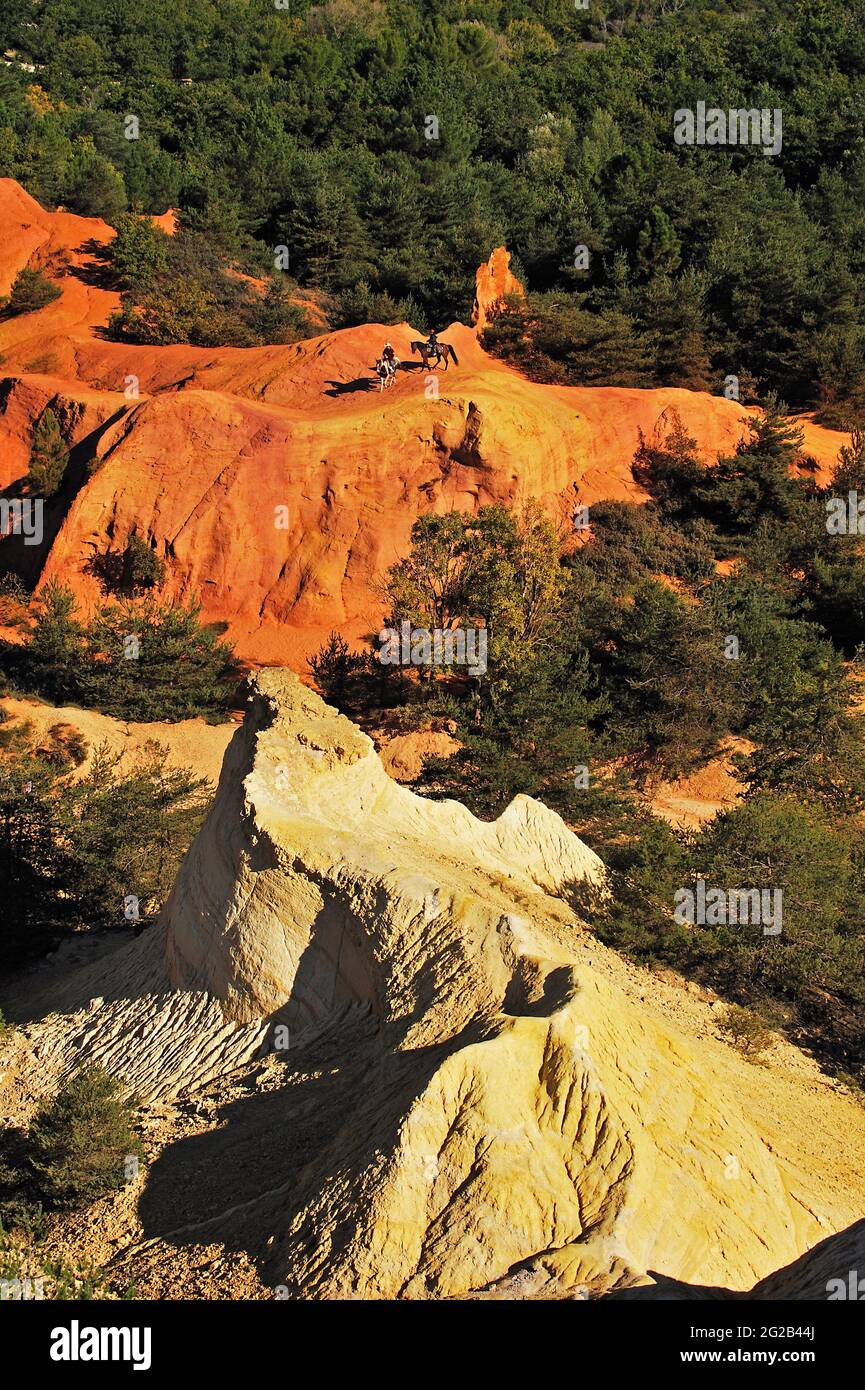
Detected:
left=410, top=340, right=459, bottom=370
left=375, top=357, right=397, bottom=391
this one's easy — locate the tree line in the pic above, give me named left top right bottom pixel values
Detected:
left=0, top=0, right=864, bottom=411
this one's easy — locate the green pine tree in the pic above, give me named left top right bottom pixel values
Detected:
left=29, top=1064, right=142, bottom=1210
left=28, top=408, right=70, bottom=497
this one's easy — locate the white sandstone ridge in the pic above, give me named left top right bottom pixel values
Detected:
left=162, top=669, right=605, bottom=1028
left=8, top=671, right=865, bottom=1299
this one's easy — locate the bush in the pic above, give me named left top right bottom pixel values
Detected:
left=11, top=582, right=238, bottom=722
left=308, top=631, right=366, bottom=705
left=717, top=1004, right=774, bottom=1057
left=585, top=578, right=737, bottom=781
left=88, top=533, right=166, bottom=596
left=28, top=1065, right=141, bottom=1210
left=0, top=576, right=30, bottom=629
left=329, top=280, right=419, bottom=330
left=106, top=226, right=313, bottom=347
left=481, top=292, right=654, bottom=389
left=108, top=214, right=169, bottom=291
left=4, top=269, right=61, bottom=317
left=34, top=722, right=88, bottom=769
left=0, top=730, right=212, bottom=970
left=28, top=408, right=69, bottom=497
left=584, top=791, right=865, bottom=1080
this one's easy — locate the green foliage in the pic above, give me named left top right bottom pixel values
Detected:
left=308, top=632, right=366, bottom=706
left=575, top=500, right=716, bottom=589
left=0, top=727, right=211, bottom=969
left=4, top=268, right=61, bottom=316
left=482, top=292, right=654, bottom=388
left=118, top=533, right=164, bottom=593
left=694, top=398, right=808, bottom=539
left=88, top=532, right=166, bottom=596
left=586, top=578, right=737, bottom=781
left=12, top=582, right=237, bottom=721
left=107, top=225, right=313, bottom=347
left=0, top=1122, right=47, bottom=1240
left=0, top=0, right=861, bottom=407
left=108, top=213, right=169, bottom=291
left=20, top=578, right=83, bottom=702
left=375, top=503, right=602, bottom=808
left=27, top=408, right=69, bottom=497
left=585, top=793, right=865, bottom=1079
left=0, top=574, right=29, bottom=629
left=58, top=742, right=211, bottom=930
left=716, top=1004, right=774, bottom=1057
left=65, top=140, right=126, bottom=220
left=329, top=280, right=419, bottom=330
left=383, top=511, right=469, bottom=634
left=28, top=1065, right=141, bottom=1210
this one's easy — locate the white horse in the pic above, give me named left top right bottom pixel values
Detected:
left=375, top=356, right=397, bottom=391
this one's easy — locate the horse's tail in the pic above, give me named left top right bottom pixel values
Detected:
left=448, top=344, right=459, bottom=365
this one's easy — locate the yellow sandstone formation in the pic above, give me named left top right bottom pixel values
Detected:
left=7, top=673, right=865, bottom=1299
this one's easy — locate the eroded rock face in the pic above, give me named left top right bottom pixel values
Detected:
left=8, top=673, right=865, bottom=1297
left=162, top=670, right=604, bottom=1028
left=155, top=673, right=865, bottom=1299
left=472, top=245, right=525, bottom=331
left=0, top=180, right=848, bottom=668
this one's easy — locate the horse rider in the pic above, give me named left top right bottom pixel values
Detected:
left=382, top=341, right=398, bottom=374
left=426, top=329, right=439, bottom=355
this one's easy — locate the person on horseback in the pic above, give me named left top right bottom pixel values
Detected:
left=382, top=341, right=398, bottom=376
left=375, top=353, right=395, bottom=390
left=409, top=330, right=457, bottom=370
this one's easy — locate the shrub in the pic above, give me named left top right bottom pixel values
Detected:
left=4, top=268, right=61, bottom=316
left=0, top=731, right=212, bottom=970
left=108, top=214, right=169, bottom=291
left=106, top=227, right=313, bottom=348
left=717, top=1004, right=774, bottom=1057
left=308, top=631, right=368, bottom=705
left=28, top=408, right=70, bottom=497
left=35, top=723, right=88, bottom=769
left=88, top=533, right=166, bottom=596
left=28, top=1065, right=142, bottom=1210
left=12, top=583, right=238, bottom=722
left=481, top=292, right=655, bottom=388
left=329, top=280, right=419, bottom=330
left=0, top=576, right=30, bottom=628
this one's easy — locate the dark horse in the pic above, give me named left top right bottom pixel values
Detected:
left=411, top=340, right=460, bottom=370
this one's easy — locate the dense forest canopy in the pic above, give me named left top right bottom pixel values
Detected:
left=1, top=0, right=865, bottom=410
